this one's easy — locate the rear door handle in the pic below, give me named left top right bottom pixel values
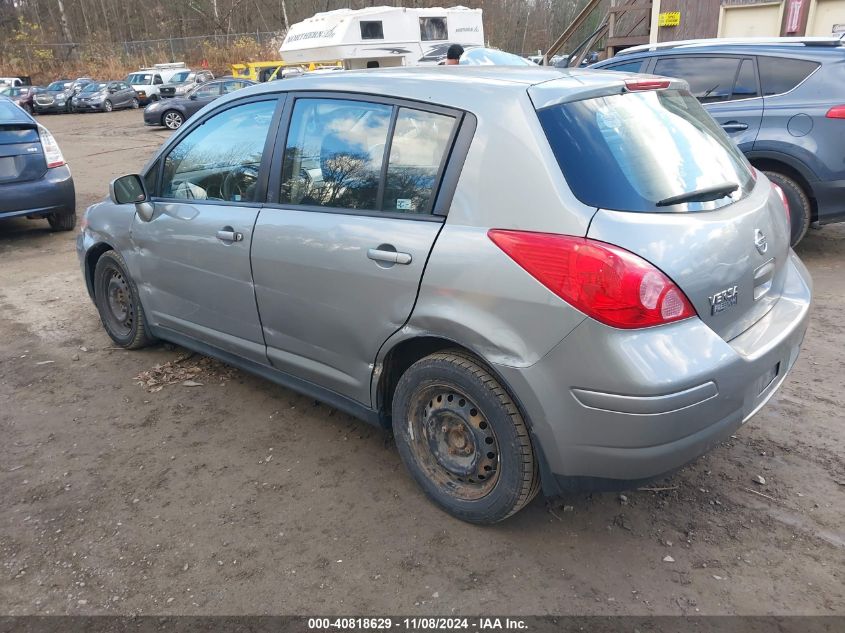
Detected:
left=721, top=121, right=749, bottom=133
left=367, top=248, right=412, bottom=265
left=216, top=227, right=243, bottom=243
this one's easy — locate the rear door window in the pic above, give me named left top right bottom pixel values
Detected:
left=280, top=98, right=457, bottom=214
left=732, top=59, right=759, bottom=99
left=281, top=99, right=392, bottom=210
left=758, top=56, right=820, bottom=96
left=537, top=89, right=754, bottom=213
left=653, top=56, right=740, bottom=104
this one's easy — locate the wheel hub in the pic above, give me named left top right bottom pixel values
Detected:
left=105, top=271, right=133, bottom=333
left=415, top=389, right=500, bottom=496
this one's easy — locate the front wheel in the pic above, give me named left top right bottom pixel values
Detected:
left=392, top=350, right=540, bottom=524
left=764, top=170, right=811, bottom=246
left=103, top=99, right=113, bottom=113
left=93, top=251, right=156, bottom=349
left=162, top=110, right=184, bottom=130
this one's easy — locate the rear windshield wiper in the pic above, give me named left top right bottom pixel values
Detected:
left=656, top=182, right=739, bottom=207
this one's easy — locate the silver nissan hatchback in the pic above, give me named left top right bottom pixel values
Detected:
left=77, top=68, right=812, bottom=524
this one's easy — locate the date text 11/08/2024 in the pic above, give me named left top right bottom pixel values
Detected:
left=307, top=618, right=528, bottom=631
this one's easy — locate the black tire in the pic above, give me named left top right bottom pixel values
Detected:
left=764, top=170, right=811, bottom=247
left=103, top=99, right=113, bottom=113
left=392, top=350, right=540, bottom=524
left=47, top=211, right=76, bottom=231
left=93, top=250, right=156, bottom=349
left=162, top=110, right=183, bottom=130
left=23, top=103, right=33, bottom=114
left=131, top=97, right=140, bottom=109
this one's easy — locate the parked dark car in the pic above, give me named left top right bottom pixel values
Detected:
left=0, top=85, right=42, bottom=114
left=0, top=97, right=75, bottom=230
left=592, top=37, right=845, bottom=245
left=72, top=81, right=139, bottom=112
left=143, top=77, right=256, bottom=129
left=158, top=69, right=214, bottom=98
left=33, top=78, right=93, bottom=114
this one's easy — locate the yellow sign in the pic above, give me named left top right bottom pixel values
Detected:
left=658, top=11, right=681, bottom=27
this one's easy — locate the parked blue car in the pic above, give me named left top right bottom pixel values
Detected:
left=592, top=37, right=845, bottom=245
left=0, top=97, right=76, bottom=230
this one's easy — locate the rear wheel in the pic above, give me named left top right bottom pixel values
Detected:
left=162, top=110, right=184, bottom=130
left=131, top=98, right=140, bottom=109
left=93, top=251, right=155, bottom=349
left=764, top=170, right=811, bottom=246
left=103, top=99, right=113, bottom=113
left=392, top=350, right=540, bottom=524
left=47, top=212, right=76, bottom=231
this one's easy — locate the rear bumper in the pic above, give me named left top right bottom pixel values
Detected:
left=811, top=178, right=845, bottom=224
left=0, top=166, right=75, bottom=217
left=495, top=252, right=812, bottom=493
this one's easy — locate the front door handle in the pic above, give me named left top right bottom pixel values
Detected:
left=721, top=121, right=749, bottom=133
left=367, top=248, right=412, bottom=265
left=216, top=227, right=243, bottom=243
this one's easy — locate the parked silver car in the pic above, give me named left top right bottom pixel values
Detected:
left=77, top=68, right=812, bottom=524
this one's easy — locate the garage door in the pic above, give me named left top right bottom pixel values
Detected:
left=807, top=0, right=845, bottom=36
left=720, top=3, right=783, bottom=38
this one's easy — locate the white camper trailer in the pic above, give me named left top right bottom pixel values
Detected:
left=280, top=6, right=484, bottom=69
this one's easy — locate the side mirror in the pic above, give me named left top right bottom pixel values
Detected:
left=109, top=174, right=154, bottom=222
left=189, top=93, right=198, bottom=100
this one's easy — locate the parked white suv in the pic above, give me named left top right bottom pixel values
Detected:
left=125, top=63, right=187, bottom=105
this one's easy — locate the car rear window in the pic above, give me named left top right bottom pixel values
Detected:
left=0, top=124, right=38, bottom=145
left=758, top=56, right=820, bottom=96
left=537, top=89, right=755, bottom=213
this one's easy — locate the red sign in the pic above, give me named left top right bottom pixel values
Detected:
left=786, top=0, right=804, bottom=34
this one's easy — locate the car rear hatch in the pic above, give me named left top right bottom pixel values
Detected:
left=530, top=78, right=790, bottom=341
left=0, top=101, right=46, bottom=184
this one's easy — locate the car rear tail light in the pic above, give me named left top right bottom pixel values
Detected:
left=624, top=79, right=671, bottom=92
left=771, top=182, right=791, bottom=227
left=488, top=230, right=696, bottom=329
left=825, top=105, right=845, bottom=119
left=38, top=126, right=65, bottom=168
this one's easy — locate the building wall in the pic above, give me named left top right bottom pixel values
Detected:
left=655, top=0, right=722, bottom=42
left=651, top=0, right=839, bottom=42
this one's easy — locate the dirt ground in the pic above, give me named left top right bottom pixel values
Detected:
left=0, top=109, right=842, bottom=616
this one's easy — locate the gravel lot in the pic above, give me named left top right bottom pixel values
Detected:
left=0, top=109, right=843, bottom=616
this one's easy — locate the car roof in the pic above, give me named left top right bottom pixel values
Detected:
left=604, top=36, right=845, bottom=62
left=237, top=66, right=642, bottom=105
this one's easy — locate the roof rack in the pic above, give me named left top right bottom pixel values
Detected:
left=616, top=36, right=844, bottom=56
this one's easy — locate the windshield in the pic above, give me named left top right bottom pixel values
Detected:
left=169, top=71, right=191, bottom=83
left=126, top=73, right=152, bottom=85
left=537, top=89, right=755, bottom=212
left=47, top=81, right=70, bottom=91
left=0, top=88, right=11, bottom=97
left=82, top=83, right=108, bottom=93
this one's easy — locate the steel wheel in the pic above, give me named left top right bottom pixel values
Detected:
left=93, top=251, right=155, bottom=349
left=163, top=110, right=183, bottom=130
left=103, top=268, right=134, bottom=338
left=408, top=384, right=501, bottom=501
